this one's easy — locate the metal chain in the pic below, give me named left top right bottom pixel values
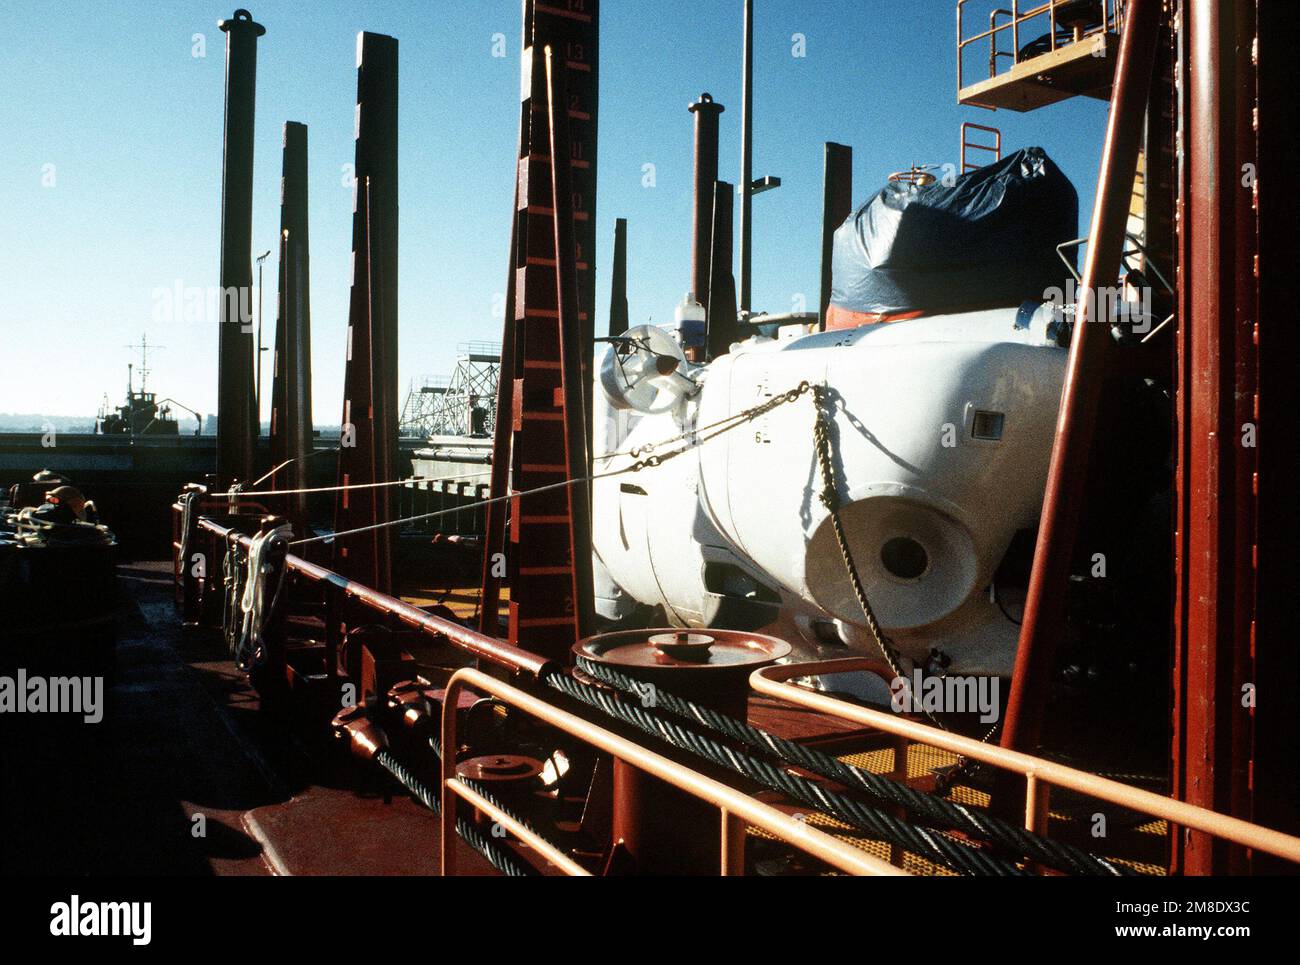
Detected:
left=618, top=380, right=812, bottom=473
left=574, top=656, right=1129, bottom=876
left=810, top=384, right=998, bottom=791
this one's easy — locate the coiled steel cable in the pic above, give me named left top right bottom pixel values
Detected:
left=542, top=669, right=1024, bottom=876
left=572, top=656, right=1130, bottom=876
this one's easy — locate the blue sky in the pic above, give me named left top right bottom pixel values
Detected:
left=0, top=0, right=1108, bottom=419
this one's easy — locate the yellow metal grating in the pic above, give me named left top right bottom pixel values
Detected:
left=749, top=740, right=1169, bottom=876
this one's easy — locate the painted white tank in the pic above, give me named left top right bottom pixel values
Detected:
left=592, top=305, right=1068, bottom=676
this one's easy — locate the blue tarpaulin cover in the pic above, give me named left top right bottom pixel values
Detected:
left=829, top=147, right=1078, bottom=317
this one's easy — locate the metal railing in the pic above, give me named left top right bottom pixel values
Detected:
left=184, top=514, right=552, bottom=678
left=439, top=667, right=909, bottom=877
left=958, top=0, right=1125, bottom=91
left=961, top=121, right=1002, bottom=172
left=182, top=504, right=1300, bottom=872
left=750, top=659, right=1300, bottom=868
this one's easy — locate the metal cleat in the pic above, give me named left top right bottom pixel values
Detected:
left=331, top=705, right=388, bottom=761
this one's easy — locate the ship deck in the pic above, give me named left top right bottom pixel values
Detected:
left=3, top=556, right=1169, bottom=876
left=0, top=560, right=499, bottom=876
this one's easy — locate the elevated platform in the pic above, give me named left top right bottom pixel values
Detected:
left=959, top=32, right=1119, bottom=111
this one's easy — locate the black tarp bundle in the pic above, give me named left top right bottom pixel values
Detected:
left=829, top=147, right=1078, bottom=317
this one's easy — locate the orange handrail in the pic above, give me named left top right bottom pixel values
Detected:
left=961, top=121, right=1003, bottom=172
left=750, top=659, right=1300, bottom=867
left=438, top=667, right=909, bottom=877
left=958, top=0, right=1125, bottom=90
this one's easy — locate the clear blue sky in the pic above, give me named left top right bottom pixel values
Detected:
left=0, top=0, right=1108, bottom=420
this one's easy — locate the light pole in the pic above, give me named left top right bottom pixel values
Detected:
left=737, top=0, right=780, bottom=317
left=255, top=248, right=271, bottom=434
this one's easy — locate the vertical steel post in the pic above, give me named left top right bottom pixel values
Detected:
left=738, top=0, right=754, bottom=313
left=335, top=182, right=380, bottom=591
left=477, top=2, right=531, bottom=640
left=476, top=159, right=522, bottom=639
left=818, top=142, right=853, bottom=330
left=270, top=121, right=313, bottom=523
left=334, top=32, right=398, bottom=595
left=1249, top=0, right=1300, bottom=872
left=705, top=180, right=737, bottom=361
left=544, top=43, right=595, bottom=639
left=608, top=217, right=628, bottom=338
left=997, top=0, right=1161, bottom=759
left=362, top=33, right=398, bottom=588
left=688, top=93, right=724, bottom=304
left=480, top=1, right=599, bottom=658
left=1169, top=0, right=1295, bottom=874
left=215, top=9, right=265, bottom=486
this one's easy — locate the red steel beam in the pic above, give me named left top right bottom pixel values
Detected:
left=688, top=93, right=725, bottom=304
left=269, top=121, right=313, bottom=524
left=1170, top=0, right=1274, bottom=875
left=334, top=33, right=398, bottom=595
left=998, top=0, right=1161, bottom=759
left=543, top=43, right=596, bottom=640
left=483, top=1, right=599, bottom=661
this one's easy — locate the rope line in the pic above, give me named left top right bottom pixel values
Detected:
left=218, top=381, right=1130, bottom=877
left=248, top=445, right=341, bottom=489
left=288, top=381, right=814, bottom=547
left=209, top=467, right=494, bottom=500
left=217, top=382, right=807, bottom=503
left=289, top=476, right=583, bottom=547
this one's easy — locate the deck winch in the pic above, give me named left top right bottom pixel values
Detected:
left=575, top=628, right=788, bottom=874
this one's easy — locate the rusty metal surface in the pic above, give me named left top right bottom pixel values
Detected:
left=543, top=43, right=596, bottom=641
left=334, top=33, right=398, bottom=595
left=1169, top=0, right=1297, bottom=874
left=269, top=120, right=313, bottom=523
left=482, top=2, right=600, bottom=661
left=439, top=666, right=907, bottom=876
left=688, top=93, right=724, bottom=302
left=577, top=627, right=788, bottom=874
left=244, top=785, right=500, bottom=876
left=998, top=0, right=1161, bottom=760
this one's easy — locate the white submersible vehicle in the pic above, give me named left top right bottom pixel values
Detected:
left=591, top=148, right=1084, bottom=680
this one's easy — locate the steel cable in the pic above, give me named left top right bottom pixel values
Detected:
left=572, top=656, right=1131, bottom=876
left=373, top=748, right=538, bottom=877
left=288, top=381, right=814, bottom=548
left=542, top=669, right=1024, bottom=876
